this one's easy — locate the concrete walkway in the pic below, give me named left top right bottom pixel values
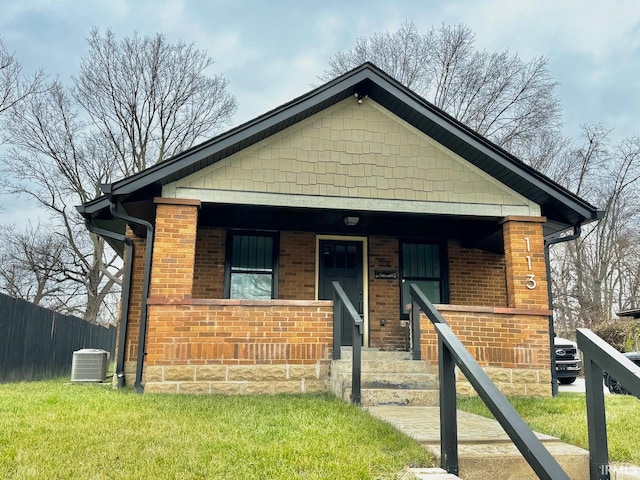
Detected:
left=368, top=406, right=589, bottom=480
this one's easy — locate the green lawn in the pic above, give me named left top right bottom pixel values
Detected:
left=0, top=379, right=434, bottom=479
left=457, top=392, right=640, bottom=465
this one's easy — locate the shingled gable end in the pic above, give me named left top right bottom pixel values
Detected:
left=78, top=63, right=601, bottom=397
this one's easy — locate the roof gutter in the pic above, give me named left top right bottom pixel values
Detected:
left=544, top=225, right=582, bottom=397
left=102, top=185, right=154, bottom=394
left=76, top=206, right=133, bottom=389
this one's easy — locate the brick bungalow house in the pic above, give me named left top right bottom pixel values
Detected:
left=78, top=63, right=600, bottom=398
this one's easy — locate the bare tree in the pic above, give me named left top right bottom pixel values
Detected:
left=0, top=38, right=46, bottom=121
left=551, top=127, right=640, bottom=332
left=75, top=29, right=237, bottom=174
left=1, top=30, right=237, bottom=322
left=0, top=223, right=84, bottom=314
left=322, top=22, right=561, bottom=157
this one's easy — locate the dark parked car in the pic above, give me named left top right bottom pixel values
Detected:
left=603, top=352, right=640, bottom=394
left=554, top=336, right=581, bottom=384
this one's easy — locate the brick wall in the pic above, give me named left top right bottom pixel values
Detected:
left=448, top=240, right=507, bottom=307
left=279, top=231, right=316, bottom=299
left=368, top=235, right=404, bottom=350
left=420, top=306, right=552, bottom=396
left=192, top=227, right=225, bottom=299
left=145, top=300, right=332, bottom=365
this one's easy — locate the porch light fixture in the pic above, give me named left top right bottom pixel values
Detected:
left=354, top=92, right=367, bottom=104
left=344, top=216, right=359, bottom=226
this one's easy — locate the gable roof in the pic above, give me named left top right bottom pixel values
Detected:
left=80, top=62, right=602, bottom=237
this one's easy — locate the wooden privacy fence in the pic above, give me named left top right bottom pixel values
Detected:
left=0, top=293, right=116, bottom=382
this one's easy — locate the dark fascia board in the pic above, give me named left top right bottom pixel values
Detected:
left=81, top=195, right=111, bottom=216
left=84, top=62, right=600, bottom=227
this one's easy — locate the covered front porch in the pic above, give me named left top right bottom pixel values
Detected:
left=120, top=198, right=552, bottom=397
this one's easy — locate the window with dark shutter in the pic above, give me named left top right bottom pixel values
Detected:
left=225, top=232, right=278, bottom=299
left=400, top=241, right=447, bottom=317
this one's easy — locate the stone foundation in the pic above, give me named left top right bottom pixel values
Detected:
left=456, top=366, right=552, bottom=397
left=143, top=363, right=330, bottom=394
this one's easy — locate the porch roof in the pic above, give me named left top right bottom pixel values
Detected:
left=78, top=62, right=602, bottom=244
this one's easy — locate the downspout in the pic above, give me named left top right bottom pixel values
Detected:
left=103, top=187, right=154, bottom=394
left=544, top=226, right=581, bottom=397
left=77, top=207, right=133, bottom=389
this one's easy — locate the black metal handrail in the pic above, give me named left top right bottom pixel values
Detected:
left=331, top=281, right=364, bottom=405
left=409, top=284, right=570, bottom=479
left=577, top=328, right=640, bottom=480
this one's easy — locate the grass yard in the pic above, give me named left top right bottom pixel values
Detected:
left=0, top=379, right=434, bottom=479
left=457, top=392, right=640, bottom=465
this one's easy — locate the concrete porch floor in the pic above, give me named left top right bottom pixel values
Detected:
left=368, top=405, right=589, bottom=480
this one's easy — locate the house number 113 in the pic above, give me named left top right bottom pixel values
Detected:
left=524, top=237, right=536, bottom=289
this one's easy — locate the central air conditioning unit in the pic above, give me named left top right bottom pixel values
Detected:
left=71, top=349, right=109, bottom=382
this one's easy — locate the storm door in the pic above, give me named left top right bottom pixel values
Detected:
left=318, top=239, right=364, bottom=346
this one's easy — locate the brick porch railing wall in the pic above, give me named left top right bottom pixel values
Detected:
left=143, top=299, right=333, bottom=394
left=420, top=305, right=552, bottom=396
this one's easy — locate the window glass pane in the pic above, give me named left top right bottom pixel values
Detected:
left=402, top=280, right=440, bottom=313
left=230, top=273, right=272, bottom=299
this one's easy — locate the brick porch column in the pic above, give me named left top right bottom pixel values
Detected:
left=150, top=198, right=201, bottom=300
left=501, top=216, right=549, bottom=310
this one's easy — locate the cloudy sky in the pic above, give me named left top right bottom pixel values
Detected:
left=1, top=0, right=639, bottom=223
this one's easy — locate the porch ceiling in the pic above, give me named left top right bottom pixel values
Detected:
left=198, top=203, right=505, bottom=253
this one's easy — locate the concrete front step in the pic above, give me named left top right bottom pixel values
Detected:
left=423, top=441, right=588, bottom=480
left=340, top=387, right=440, bottom=406
left=339, top=347, right=414, bottom=362
left=407, top=467, right=462, bottom=479
left=368, top=406, right=589, bottom=480
left=330, top=349, right=438, bottom=406
left=335, top=372, right=437, bottom=390
left=362, top=388, right=439, bottom=406
left=331, top=359, right=433, bottom=375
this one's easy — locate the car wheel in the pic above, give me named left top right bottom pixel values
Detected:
left=558, top=377, right=576, bottom=385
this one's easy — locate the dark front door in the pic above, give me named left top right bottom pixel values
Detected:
left=318, top=239, right=364, bottom=346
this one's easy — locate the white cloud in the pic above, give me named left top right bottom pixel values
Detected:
left=440, top=0, right=640, bottom=62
